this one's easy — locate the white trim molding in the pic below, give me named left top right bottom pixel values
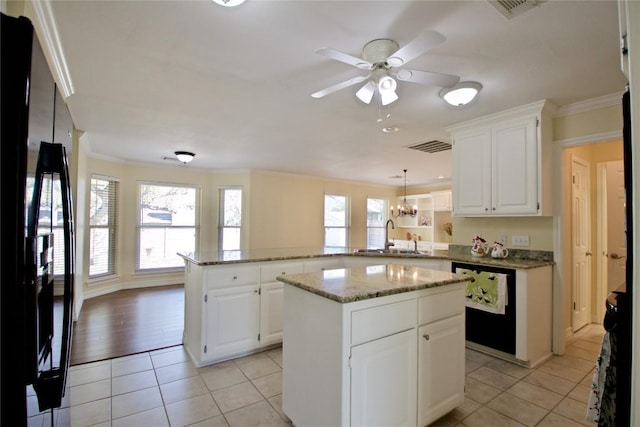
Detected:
left=554, top=92, right=624, bottom=118
left=554, top=130, right=623, bottom=148
left=26, top=0, right=75, bottom=98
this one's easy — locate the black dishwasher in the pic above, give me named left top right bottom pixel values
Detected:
left=452, top=262, right=516, bottom=355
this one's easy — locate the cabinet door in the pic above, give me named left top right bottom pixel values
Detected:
left=418, top=314, right=465, bottom=427
left=452, top=129, right=492, bottom=215
left=492, top=117, right=538, bottom=215
left=350, top=329, right=417, bottom=427
left=205, top=285, right=260, bottom=360
left=259, top=282, right=284, bottom=346
left=432, top=190, right=452, bottom=211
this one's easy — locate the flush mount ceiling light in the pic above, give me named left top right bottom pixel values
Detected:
left=440, top=81, right=482, bottom=106
left=175, top=151, right=195, bottom=164
left=212, top=0, right=246, bottom=6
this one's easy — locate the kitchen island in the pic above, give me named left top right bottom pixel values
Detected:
left=277, top=264, right=469, bottom=427
left=179, top=246, right=553, bottom=369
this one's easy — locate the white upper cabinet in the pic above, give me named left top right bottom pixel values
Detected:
left=431, top=190, right=452, bottom=212
left=448, top=100, right=555, bottom=217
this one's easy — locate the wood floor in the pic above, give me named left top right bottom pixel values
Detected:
left=68, top=284, right=184, bottom=366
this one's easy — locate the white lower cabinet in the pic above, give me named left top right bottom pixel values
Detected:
left=351, top=329, right=417, bottom=427
left=418, top=314, right=465, bottom=427
left=259, top=282, right=284, bottom=346
left=205, top=285, right=260, bottom=360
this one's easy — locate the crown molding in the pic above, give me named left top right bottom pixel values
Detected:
left=554, top=92, right=624, bottom=118
left=26, top=0, right=75, bottom=98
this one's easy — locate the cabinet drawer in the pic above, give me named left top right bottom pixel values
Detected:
left=352, top=299, right=417, bottom=346
left=205, top=265, right=260, bottom=289
left=418, top=287, right=465, bottom=325
left=261, top=262, right=304, bottom=283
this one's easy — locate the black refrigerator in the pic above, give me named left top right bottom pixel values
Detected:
left=1, top=13, right=75, bottom=426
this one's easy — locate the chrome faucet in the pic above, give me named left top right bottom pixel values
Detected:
left=384, top=219, right=395, bottom=251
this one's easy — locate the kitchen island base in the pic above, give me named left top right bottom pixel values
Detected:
left=281, top=266, right=467, bottom=427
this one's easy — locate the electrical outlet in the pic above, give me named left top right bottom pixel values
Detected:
left=512, top=235, right=530, bottom=247
left=498, top=235, right=507, bottom=246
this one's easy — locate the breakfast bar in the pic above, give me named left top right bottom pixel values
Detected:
left=277, top=264, right=469, bottom=427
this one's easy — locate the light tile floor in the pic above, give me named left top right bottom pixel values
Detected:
left=27, top=324, right=605, bottom=427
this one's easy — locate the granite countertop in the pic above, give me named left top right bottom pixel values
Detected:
left=276, top=264, right=469, bottom=303
left=178, top=245, right=554, bottom=269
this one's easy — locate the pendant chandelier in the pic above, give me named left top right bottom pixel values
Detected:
left=391, top=169, right=417, bottom=218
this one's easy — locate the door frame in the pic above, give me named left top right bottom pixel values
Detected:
left=552, top=128, right=622, bottom=355
left=596, top=162, right=608, bottom=324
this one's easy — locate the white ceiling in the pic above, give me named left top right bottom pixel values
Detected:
left=46, top=0, right=627, bottom=186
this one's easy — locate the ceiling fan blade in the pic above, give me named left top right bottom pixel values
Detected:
left=386, top=30, right=446, bottom=67
left=394, top=69, right=460, bottom=88
left=315, top=47, right=373, bottom=70
left=311, top=74, right=370, bottom=98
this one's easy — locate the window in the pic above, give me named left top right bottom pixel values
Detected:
left=137, top=183, right=198, bottom=271
left=26, top=174, right=65, bottom=276
left=367, top=198, right=387, bottom=249
left=219, top=187, right=242, bottom=251
left=89, top=176, right=119, bottom=278
left=324, top=194, right=349, bottom=247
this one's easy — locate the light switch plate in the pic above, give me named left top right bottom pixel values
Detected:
left=512, top=235, right=530, bottom=247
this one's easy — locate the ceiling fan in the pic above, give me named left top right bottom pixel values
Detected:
left=311, top=30, right=460, bottom=106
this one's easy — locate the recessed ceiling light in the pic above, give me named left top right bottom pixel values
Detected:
left=438, top=175, right=445, bottom=179
left=382, top=127, right=399, bottom=133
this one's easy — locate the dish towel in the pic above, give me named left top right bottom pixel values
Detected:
left=457, top=268, right=507, bottom=315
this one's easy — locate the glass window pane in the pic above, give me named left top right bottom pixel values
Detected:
left=324, top=194, right=346, bottom=226
left=140, top=184, right=196, bottom=226
left=223, top=189, right=242, bottom=226
left=89, top=228, right=110, bottom=276
left=367, top=228, right=385, bottom=249
left=222, top=228, right=241, bottom=250
left=139, top=227, right=195, bottom=269
left=367, top=198, right=385, bottom=227
left=325, top=228, right=346, bottom=247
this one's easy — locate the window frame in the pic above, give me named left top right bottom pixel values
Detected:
left=218, top=186, right=243, bottom=252
left=135, top=181, right=200, bottom=273
left=88, top=174, right=120, bottom=280
left=324, top=193, right=350, bottom=247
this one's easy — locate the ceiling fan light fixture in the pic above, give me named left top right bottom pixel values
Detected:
left=356, top=81, right=376, bottom=104
left=378, top=75, right=397, bottom=93
left=440, top=81, right=482, bottom=106
left=175, top=151, right=195, bottom=164
left=212, top=0, right=246, bottom=6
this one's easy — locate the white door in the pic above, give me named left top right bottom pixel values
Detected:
left=206, top=285, right=260, bottom=360
left=606, top=160, right=627, bottom=293
left=259, top=282, right=284, bottom=346
left=571, top=155, right=591, bottom=331
left=418, top=314, right=465, bottom=427
left=350, top=329, right=417, bottom=427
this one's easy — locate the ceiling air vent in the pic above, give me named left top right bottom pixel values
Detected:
left=489, top=0, right=546, bottom=19
left=405, top=140, right=451, bottom=154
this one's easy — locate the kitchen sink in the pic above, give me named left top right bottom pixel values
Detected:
left=353, top=248, right=429, bottom=255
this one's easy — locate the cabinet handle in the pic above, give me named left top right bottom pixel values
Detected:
left=233, top=276, right=238, bottom=280
left=484, top=208, right=489, bottom=212
left=492, top=207, right=496, bottom=211
left=423, top=334, right=430, bottom=341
